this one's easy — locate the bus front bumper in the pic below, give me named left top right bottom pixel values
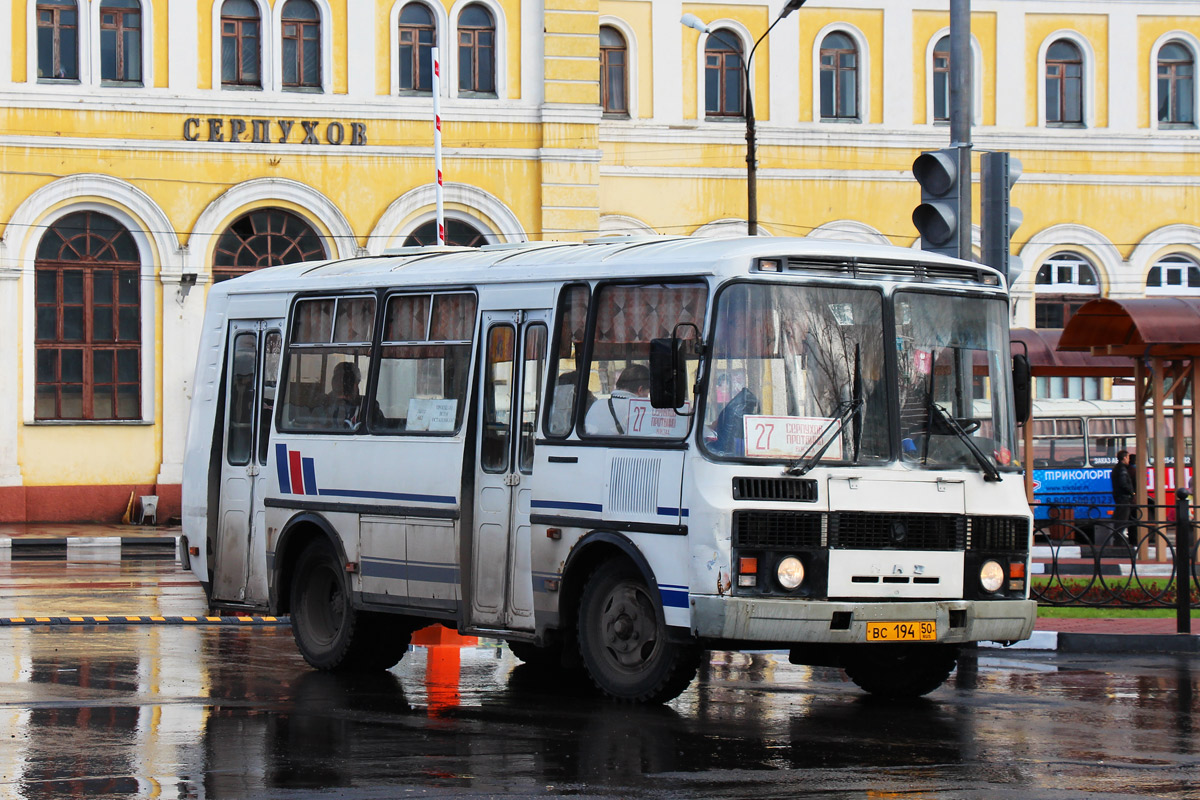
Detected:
left=690, top=596, right=1037, bottom=646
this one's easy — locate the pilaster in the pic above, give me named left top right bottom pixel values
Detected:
left=0, top=246, right=23, bottom=487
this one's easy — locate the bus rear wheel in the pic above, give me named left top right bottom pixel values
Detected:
left=290, top=538, right=410, bottom=672
left=577, top=561, right=699, bottom=704
left=843, top=645, right=958, bottom=699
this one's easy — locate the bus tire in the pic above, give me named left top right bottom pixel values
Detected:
left=576, top=560, right=699, bottom=704
left=843, top=645, right=958, bottom=699
left=290, top=539, right=409, bottom=672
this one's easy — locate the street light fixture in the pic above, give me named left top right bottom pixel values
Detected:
left=682, top=1, right=806, bottom=236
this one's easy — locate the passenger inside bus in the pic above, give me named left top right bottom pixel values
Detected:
left=584, top=364, right=651, bottom=435
left=326, top=361, right=369, bottom=428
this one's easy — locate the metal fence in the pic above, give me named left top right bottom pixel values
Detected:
left=1031, top=495, right=1198, bottom=623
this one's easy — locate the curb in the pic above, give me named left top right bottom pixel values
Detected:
left=0, top=536, right=179, bottom=561
left=0, top=615, right=289, bottom=627
left=981, top=630, right=1200, bottom=654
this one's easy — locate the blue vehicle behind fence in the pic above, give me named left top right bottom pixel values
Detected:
left=1027, top=399, right=1191, bottom=536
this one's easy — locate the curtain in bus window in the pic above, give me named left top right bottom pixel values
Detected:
left=279, top=296, right=374, bottom=433
left=372, top=292, right=476, bottom=434
left=583, top=282, right=707, bottom=438
left=546, top=284, right=589, bottom=437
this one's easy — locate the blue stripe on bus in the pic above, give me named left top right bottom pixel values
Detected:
left=302, top=457, right=318, bottom=495
left=318, top=488, right=457, bottom=504
left=360, top=558, right=458, bottom=584
left=275, top=443, right=290, bottom=493
left=531, top=499, right=604, bottom=513
left=656, top=507, right=690, bottom=518
left=658, top=585, right=689, bottom=609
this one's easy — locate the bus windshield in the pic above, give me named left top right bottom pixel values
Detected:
left=895, top=291, right=1018, bottom=472
left=702, top=282, right=889, bottom=463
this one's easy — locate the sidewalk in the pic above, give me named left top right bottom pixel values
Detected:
left=2, top=523, right=1196, bottom=652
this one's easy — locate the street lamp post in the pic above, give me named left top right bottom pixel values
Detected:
left=682, top=1, right=806, bottom=236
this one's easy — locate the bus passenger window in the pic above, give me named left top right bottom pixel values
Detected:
left=371, top=292, right=476, bottom=434
left=581, top=282, right=707, bottom=438
left=279, top=296, right=374, bottom=433
left=546, top=284, right=589, bottom=436
left=519, top=324, right=547, bottom=472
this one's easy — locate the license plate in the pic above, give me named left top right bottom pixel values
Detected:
left=865, top=621, right=936, bottom=642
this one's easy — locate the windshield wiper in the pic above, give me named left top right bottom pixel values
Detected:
left=786, top=345, right=862, bottom=476
left=927, top=401, right=1002, bottom=482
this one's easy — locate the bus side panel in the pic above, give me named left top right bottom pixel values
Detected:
left=529, top=443, right=688, bottom=631
left=182, top=300, right=229, bottom=590
left=265, top=435, right=465, bottom=614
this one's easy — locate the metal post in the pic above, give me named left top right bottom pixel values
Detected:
left=950, top=0, right=972, bottom=260
left=431, top=47, right=445, bottom=246
left=745, top=84, right=757, bottom=236
left=1175, top=488, right=1192, bottom=635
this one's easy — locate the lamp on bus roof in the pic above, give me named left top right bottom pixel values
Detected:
left=758, top=259, right=781, bottom=273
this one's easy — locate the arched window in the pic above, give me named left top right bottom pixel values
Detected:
left=403, top=219, right=488, bottom=247
left=221, top=0, right=261, bottom=87
left=932, top=35, right=950, bottom=122
left=1034, top=252, right=1099, bottom=328
left=1158, top=41, right=1195, bottom=127
left=398, top=2, right=435, bottom=93
left=1045, top=39, right=1083, bottom=125
left=600, top=25, right=627, bottom=116
left=281, top=0, right=320, bottom=89
left=35, top=211, right=141, bottom=420
left=37, top=0, right=79, bottom=81
left=820, top=32, right=858, bottom=121
left=1146, top=254, right=1200, bottom=295
left=704, top=30, right=743, bottom=118
left=457, top=4, right=495, bottom=95
left=213, top=209, right=327, bottom=282
left=100, top=0, right=141, bottom=83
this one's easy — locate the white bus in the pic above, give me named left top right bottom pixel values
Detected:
left=182, top=236, right=1035, bottom=703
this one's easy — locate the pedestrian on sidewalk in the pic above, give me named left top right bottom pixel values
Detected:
left=1111, top=449, right=1136, bottom=546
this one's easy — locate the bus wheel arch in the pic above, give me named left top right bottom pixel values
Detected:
left=274, top=513, right=348, bottom=617
left=564, top=531, right=700, bottom=703
left=559, top=531, right=659, bottom=643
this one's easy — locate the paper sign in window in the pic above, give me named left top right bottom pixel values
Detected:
left=742, top=415, right=841, bottom=459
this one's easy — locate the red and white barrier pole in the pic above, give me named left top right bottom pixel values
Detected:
left=431, top=47, right=445, bottom=246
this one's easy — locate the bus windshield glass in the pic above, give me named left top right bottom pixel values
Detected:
left=895, top=291, right=1018, bottom=472
left=702, top=282, right=888, bottom=463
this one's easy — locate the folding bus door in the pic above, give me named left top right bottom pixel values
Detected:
left=213, top=320, right=282, bottom=605
left=469, top=310, right=549, bottom=631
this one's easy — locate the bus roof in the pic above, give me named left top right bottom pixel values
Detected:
left=208, top=236, right=1005, bottom=296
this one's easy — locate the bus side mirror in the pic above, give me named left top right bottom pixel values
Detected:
left=1012, top=353, right=1031, bottom=425
left=649, top=337, right=687, bottom=409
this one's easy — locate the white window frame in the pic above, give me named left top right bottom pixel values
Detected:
left=812, top=22, right=870, bottom=124
left=447, top=0, right=507, bottom=100
left=599, top=15, right=638, bottom=119
left=389, top=0, right=449, bottom=97
left=211, top=0, right=273, bottom=92
left=1034, top=252, right=1102, bottom=295
left=27, top=0, right=92, bottom=87
left=693, top=20, right=752, bottom=122
left=91, top=0, right=155, bottom=88
left=924, top=28, right=981, bottom=126
left=1146, top=254, right=1200, bottom=296
left=271, top=0, right=333, bottom=93
left=1149, top=31, right=1200, bottom=131
left=1036, top=30, right=1095, bottom=129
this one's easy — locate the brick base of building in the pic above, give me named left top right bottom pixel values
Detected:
left=0, top=484, right=182, bottom=523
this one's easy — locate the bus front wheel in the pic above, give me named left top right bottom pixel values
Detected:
left=290, top=538, right=410, bottom=672
left=576, top=561, right=699, bottom=704
left=843, top=645, right=958, bottom=699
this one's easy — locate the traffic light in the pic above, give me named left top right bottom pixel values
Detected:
left=912, top=147, right=968, bottom=259
left=981, top=151, right=1023, bottom=283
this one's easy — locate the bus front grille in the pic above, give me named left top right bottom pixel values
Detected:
left=828, top=512, right=965, bottom=550
left=968, top=516, right=1031, bottom=552
left=732, top=477, right=818, bottom=502
left=732, top=511, right=824, bottom=549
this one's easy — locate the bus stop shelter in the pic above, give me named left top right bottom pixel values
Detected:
left=1055, top=297, right=1200, bottom=528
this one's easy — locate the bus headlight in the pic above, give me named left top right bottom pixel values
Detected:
left=979, top=560, right=1005, bottom=593
left=777, top=557, right=805, bottom=590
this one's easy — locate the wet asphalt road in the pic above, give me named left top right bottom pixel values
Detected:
left=1, top=560, right=1198, bottom=799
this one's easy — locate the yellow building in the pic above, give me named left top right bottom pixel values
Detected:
left=0, top=0, right=1197, bottom=521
